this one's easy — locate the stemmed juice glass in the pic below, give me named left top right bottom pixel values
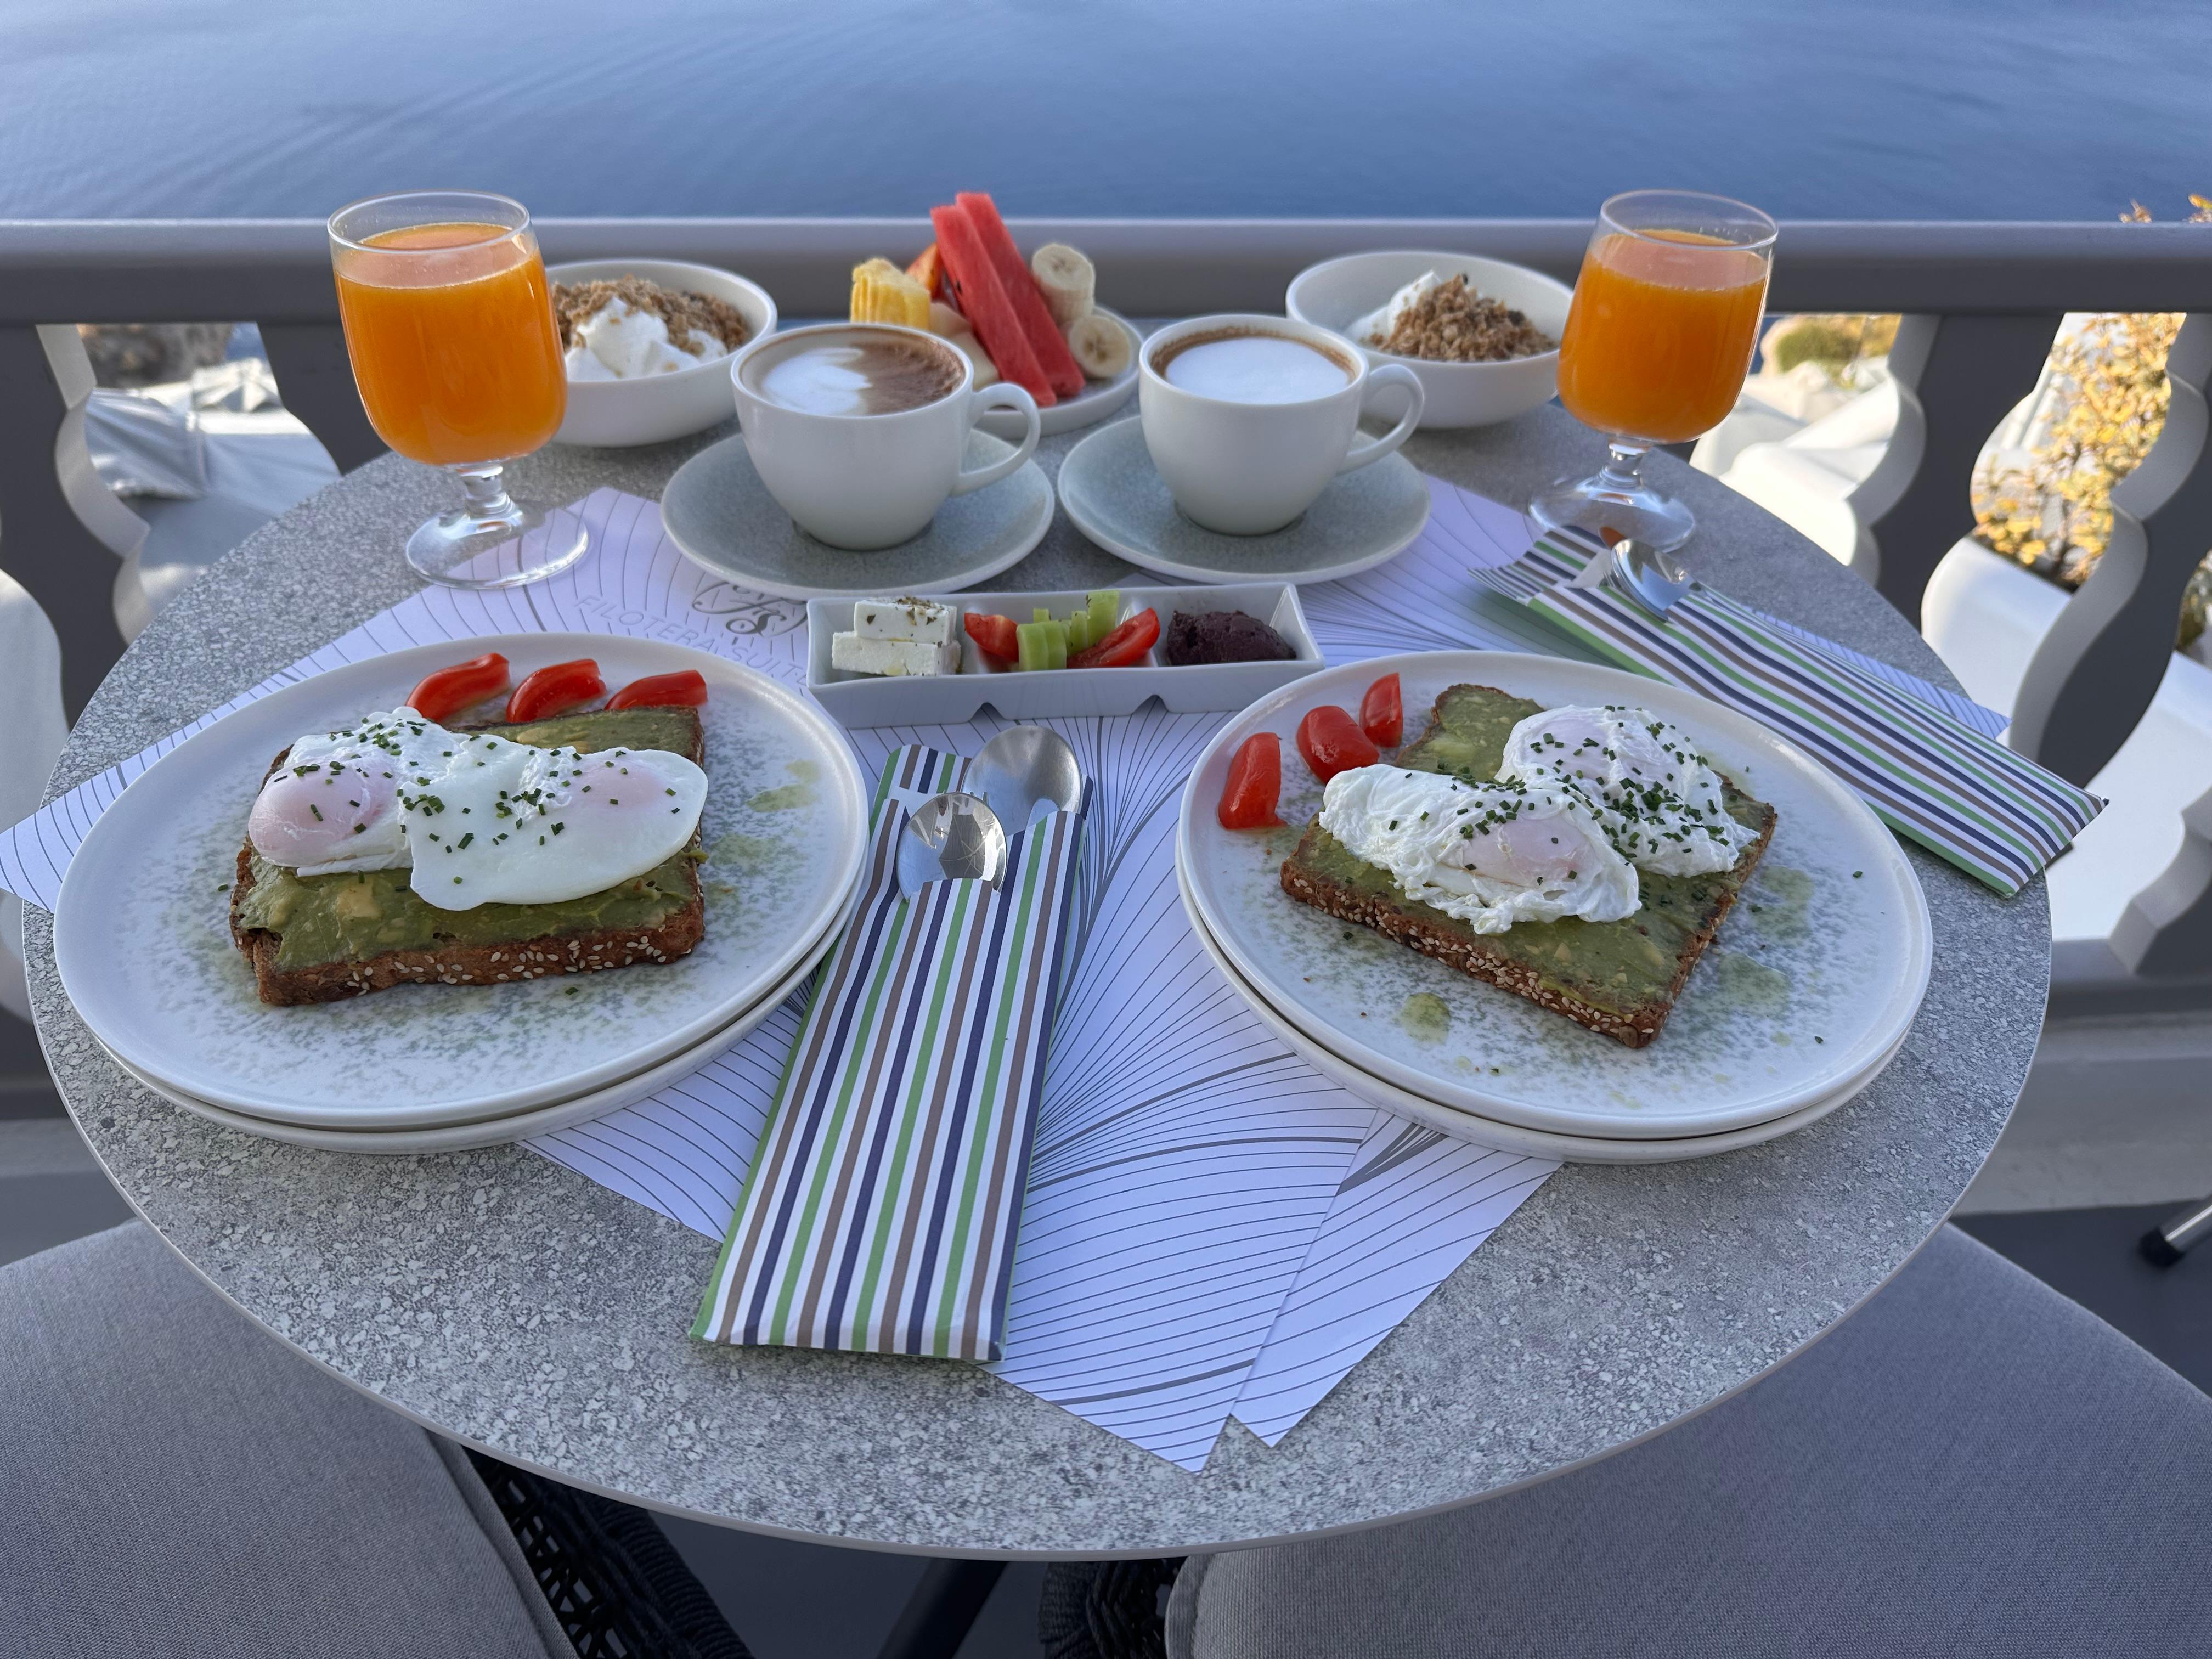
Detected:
left=1531, top=190, right=1777, bottom=554
left=328, top=190, right=585, bottom=587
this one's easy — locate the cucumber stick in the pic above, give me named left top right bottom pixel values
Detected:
left=1009, top=593, right=1119, bottom=669
left=1015, top=619, right=1068, bottom=672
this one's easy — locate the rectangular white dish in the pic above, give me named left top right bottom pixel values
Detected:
left=806, top=583, right=1325, bottom=726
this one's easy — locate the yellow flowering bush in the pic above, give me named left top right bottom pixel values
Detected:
left=1972, top=199, right=2212, bottom=650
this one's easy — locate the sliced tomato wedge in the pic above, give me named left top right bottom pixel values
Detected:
left=405, top=653, right=510, bottom=724
left=1217, top=732, right=1283, bottom=829
left=505, top=658, right=606, bottom=723
left=1295, top=705, right=1380, bottom=783
left=606, top=669, right=708, bottom=710
left=1359, top=672, right=1403, bottom=748
left=1069, top=606, right=1160, bottom=669
left=963, top=612, right=1020, bottom=662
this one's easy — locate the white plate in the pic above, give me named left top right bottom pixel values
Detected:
left=1057, top=415, right=1431, bottom=585
left=976, top=309, right=1141, bottom=440
left=57, top=633, right=868, bottom=1129
left=805, top=583, right=1324, bottom=727
left=1176, top=651, right=1931, bottom=1140
left=1178, top=867, right=1894, bottom=1164
left=99, top=874, right=853, bottom=1154
left=660, top=430, right=1053, bottom=603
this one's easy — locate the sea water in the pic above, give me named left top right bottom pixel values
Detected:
left=1, top=0, right=2202, bottom=220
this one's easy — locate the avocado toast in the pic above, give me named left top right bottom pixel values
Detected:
left=230, top=706, right=706, bottom=1006
left=1279, top=685, right=1776, bottom=1047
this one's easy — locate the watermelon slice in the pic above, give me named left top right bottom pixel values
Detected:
left=955, top=192, right=1086, bottom=400
left=930, top=204, right=1055, bottom=407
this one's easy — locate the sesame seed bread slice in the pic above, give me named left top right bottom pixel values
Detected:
left=1278, top=685, right=1775, bottom=1048
left=229, top=707, right=705, bottom=1007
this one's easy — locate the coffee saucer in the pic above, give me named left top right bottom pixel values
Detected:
left=661, top=430, right=1054, bottom=601
left=1057, top=415, right=1431, bottom=584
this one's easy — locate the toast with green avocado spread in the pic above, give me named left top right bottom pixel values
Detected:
left=229, top=706, right=705, bottom=1007
left=1279, top=685, right=1775, bottom=1047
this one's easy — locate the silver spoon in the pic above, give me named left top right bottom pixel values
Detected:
left=966, top=725, right=1082, bottom=831
left=896, top=792, right=1008, bottom=903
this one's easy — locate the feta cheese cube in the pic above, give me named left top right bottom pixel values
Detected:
left=831, top=632, right=960, bottom=678
left=851, top=596, right=955, bottom=645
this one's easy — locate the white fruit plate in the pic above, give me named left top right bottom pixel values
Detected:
left=1175, top=650, right=1931, bottom=1141
left=55, top=633, right=868, bottom=1130
left=976, top=309, right=1141, bottom=441
left=805, top=583, right=1324, bottom=727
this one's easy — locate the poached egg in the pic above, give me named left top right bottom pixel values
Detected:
left=246, top=709, right=707, bottom=911
left=1317, top=764, right=1639, bottom=935
left=1498, top=704, right=1759, bottom=878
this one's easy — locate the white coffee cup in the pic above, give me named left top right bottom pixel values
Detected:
left=730, top=323, right=1041, bottom=550
left=1138, top=314, right=1425, bottom=535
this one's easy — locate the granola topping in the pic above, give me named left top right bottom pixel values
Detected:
left=1365, top=274, right=1554, bottom=364
left=552, top=275, right=751, bottom=360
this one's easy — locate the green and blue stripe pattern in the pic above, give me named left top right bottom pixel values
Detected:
left=1474, top=528, right=2101, bottom=895
left=693, top=744, right=1086, bottom=1362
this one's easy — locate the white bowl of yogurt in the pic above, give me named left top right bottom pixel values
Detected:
left=547, top=258, right=777, bottom=448
left=1287, top=251, right=1570, bottom=430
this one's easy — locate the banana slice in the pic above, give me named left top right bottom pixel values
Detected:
left=928, top=300, right=969, bottom=338
left=949, top=330, right=1000, bottom=390
left=1030, top=243, right=1096, bottom=328
left=1064, top=312, right=1130, bottom=381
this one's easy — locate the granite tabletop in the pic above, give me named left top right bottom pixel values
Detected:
left=26, top=396, right=2050, bottom=1559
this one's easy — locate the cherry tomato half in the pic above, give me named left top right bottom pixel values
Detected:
left=1069, top=606, right=1160, bottom=669
left=405, top=653, right=510, bottom=724
left=1295, top=705, right=1380, bottom=783
left=963, top=612, right=1020, bottom=662
left=505, top=659, right=606, bottom=724
left=1359, top=672, right=1403, bottom=748
left=1217, top=732, right=1283, bottom=829
left=606, top=669, right=709, bottom=710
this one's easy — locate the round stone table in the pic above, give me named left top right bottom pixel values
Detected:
left=26, top=402, right=2049, bottom=1558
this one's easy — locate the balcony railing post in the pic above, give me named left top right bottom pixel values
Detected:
left=1850, top=311, right=2063, bottom=624
left=2007, top=312, right=2212, bottom=981
left=0, top=324, right=138, bottom=719
left=2011, top=313, right=2212, bottom=783
left=258, top=321, right=383, bottom=473
left=2110, top=782, right=2212, bottom=979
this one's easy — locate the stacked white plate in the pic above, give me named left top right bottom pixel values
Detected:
left=54, top=634, right=871, bottom=1154
left=1175, top=652, right=1933, bottom=1164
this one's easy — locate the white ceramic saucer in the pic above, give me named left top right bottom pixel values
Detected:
left=975, top=309, right=1142, bottom=441
left=661, top=430, right=1053, bottom=602
left=1177, top=861, right=1893, bottom=1165
left=56, top=633, right=869, bottom=1130
left=1057, top=415, right=1432, bottom=584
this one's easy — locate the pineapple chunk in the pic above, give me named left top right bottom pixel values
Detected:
left=850, top=258, right=931, bottom=329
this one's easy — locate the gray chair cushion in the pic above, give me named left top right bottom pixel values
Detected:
left=0, top=1222, right=572, bottom=1659
left=1170, top=1224, right=2212, bottom=1659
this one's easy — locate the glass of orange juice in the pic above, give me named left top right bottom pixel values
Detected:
left=1531, top=190, right=1776, bottom=555
left=328, top=190, right=584, bottom=587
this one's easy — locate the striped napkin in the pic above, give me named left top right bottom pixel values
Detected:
left=1472, top=528, right=2101, bottom=895
left=693, top=743, right=1085, bottom=1362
